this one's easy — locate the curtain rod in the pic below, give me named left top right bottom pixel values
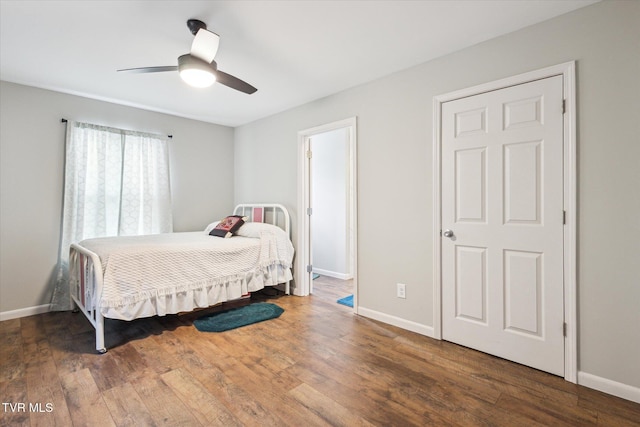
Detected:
left=60, top=118, right=172, bottom=138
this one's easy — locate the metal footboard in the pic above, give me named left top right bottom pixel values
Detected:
left=69, top=243, right=107, bottom=354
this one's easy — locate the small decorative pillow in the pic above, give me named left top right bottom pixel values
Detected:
left=209, top=215, right=248, bottom=238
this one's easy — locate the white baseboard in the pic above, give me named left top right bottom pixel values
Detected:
left=0, top=304, right=51, bottom=322
left=357, top=306, right=435, bottom=338
left=578, top=371, right=640, bottom=403
left=313, top=268, right=352, bottom=280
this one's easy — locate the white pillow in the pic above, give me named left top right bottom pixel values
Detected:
left=235, top=221, right=284, bottom=239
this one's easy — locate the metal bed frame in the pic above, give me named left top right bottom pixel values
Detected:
left=69, top=203, right=291, bottom=353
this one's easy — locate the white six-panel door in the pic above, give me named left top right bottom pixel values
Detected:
left=441, top=75, right=565, bottom=376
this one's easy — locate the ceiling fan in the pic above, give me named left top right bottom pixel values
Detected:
left=118, top=19, right=257, bottom=94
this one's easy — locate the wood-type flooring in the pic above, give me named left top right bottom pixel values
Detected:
left=1, top=275, right=639, bottom=426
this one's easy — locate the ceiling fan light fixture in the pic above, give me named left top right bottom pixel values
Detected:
left=118, top=21, right=257, bottom=95
left=178, top=54, right=216, bottom=88
left=180, top=68, right=215, bottom=88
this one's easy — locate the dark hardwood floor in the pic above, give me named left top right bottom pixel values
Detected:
left=1, top=276, right=639, bottom=426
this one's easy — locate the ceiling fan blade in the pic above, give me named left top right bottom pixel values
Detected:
left=191, top=29, right=220, bottom=63
left=216, top=70, right=257, bottom=94
left=117, top=66, right=178, bottom=74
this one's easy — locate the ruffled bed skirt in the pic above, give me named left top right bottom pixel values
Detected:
left=100, top=264, right=292, bottom=321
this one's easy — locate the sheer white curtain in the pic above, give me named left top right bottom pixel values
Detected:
left=50, top=121, right=172, bottom=310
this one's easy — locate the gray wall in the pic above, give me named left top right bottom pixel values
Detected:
left=234, top=1, right=640, bottom=389
left=0, top=81, right=234, bottom=313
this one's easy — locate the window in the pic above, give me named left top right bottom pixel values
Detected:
left=51, top=121, right=172, bottom=310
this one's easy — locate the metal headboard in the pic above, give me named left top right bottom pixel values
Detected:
left=233, top=203, right=291, bottom=238
left=233, top=203, right=292, bottom=295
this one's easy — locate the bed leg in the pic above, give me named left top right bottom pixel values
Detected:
left=95, top=312, right=107, bottom=354
left=69, top=281, right=79, bottom=313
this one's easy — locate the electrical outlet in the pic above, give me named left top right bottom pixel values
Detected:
left=397, top=283, right=406, bottom=299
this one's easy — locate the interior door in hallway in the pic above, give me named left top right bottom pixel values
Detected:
left=441, top=75, right=565, bottom=376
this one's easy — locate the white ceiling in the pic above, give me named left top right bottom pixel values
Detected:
left=0, top=0, right=598, bottom=127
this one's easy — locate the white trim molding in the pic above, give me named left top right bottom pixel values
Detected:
left=358, top=306, right=435, bottom=338
left=0, top=304, right=51, bottom=321
left=312, top=268, right=353, bottom=281
left=578, top=371, right=640, bottom=404
left=432, top=61, right=578, bottom=383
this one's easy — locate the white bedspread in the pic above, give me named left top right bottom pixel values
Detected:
left=78, top=222, right=294, bottom=320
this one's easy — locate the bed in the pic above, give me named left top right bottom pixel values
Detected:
left=69, top=203, right=293, bottom=353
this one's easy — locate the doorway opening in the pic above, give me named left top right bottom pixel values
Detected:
left=297, top=117, right=357, bottom=312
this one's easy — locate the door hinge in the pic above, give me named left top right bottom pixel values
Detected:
left=562, top=99, right=566, bottom=114
left=307, top=265, right=313, bottom=273
left=563, top=322, right=567, bottom=337
left=563, top=210, right=566, bottom=225
left=307, top=207, right=313, bottom=216
left=306, top=150, right=312, bottom=159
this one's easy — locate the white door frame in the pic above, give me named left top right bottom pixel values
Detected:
left=432, top=62, right=577, bottom=383
left=297, top=117, right=358, bottom=311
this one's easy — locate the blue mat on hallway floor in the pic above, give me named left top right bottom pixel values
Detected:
left=337, top=294, right=353, bottom=308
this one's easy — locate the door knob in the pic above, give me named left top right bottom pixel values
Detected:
left=443, top=229, right=454, bottom=238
